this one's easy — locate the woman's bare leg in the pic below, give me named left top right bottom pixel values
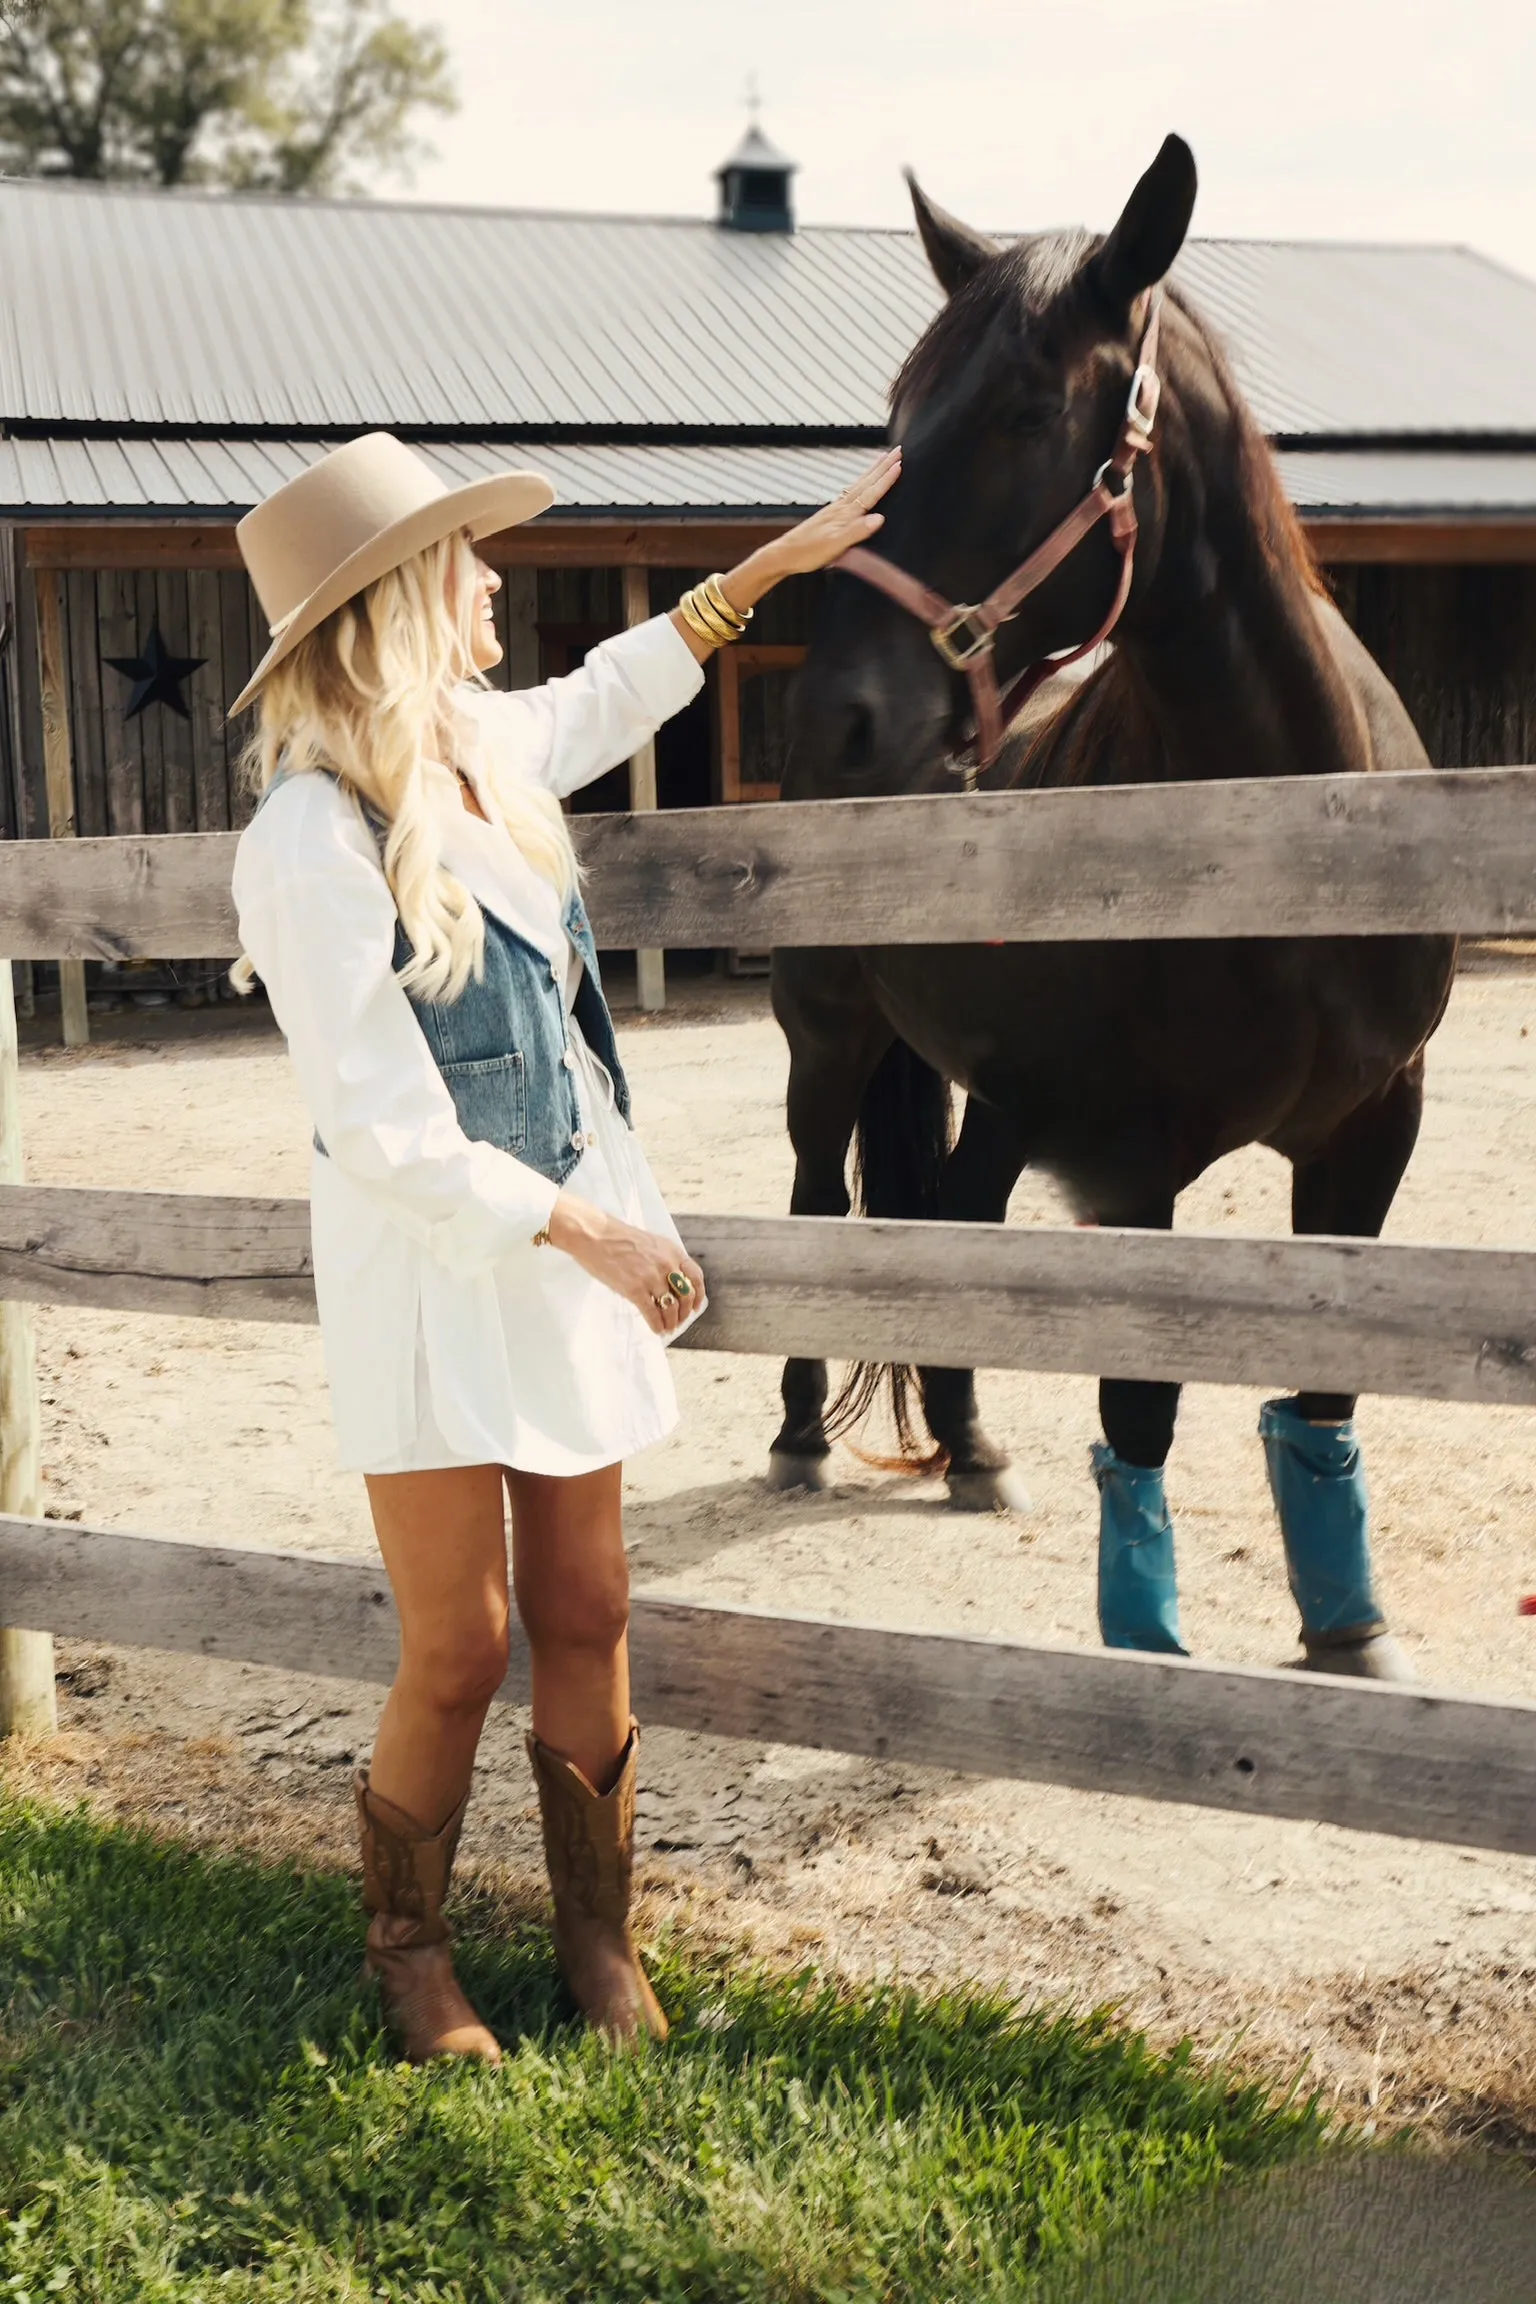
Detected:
left=364, top=1463, right=511, bottom=1828
left=507, top=1462, right=630, bottom=1789
left=510, top=1461, right=665, bottom=2040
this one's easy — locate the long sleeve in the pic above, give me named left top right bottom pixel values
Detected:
left=460, top=612, right=704, bottom=801
left=233, top=774, right=559, bottom=1278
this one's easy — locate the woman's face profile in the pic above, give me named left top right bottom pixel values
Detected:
left=448, top=536, right=504, bottom=673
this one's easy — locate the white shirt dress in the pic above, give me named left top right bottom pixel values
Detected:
left=231, top=613, right=706, bottom=1477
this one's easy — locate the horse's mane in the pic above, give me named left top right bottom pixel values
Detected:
left=893, top=238, right=1326, bottom=792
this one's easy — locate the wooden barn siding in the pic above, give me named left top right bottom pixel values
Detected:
left=2, top=555, right=1530, bottom=863
left=1328, top=563, right=1536, bottom=768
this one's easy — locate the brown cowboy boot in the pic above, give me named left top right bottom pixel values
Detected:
left=526, top=1720, right=668, bottom=2045
left=354, top=1769, right=502, bottom=2065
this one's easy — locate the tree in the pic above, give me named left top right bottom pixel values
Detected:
left=0, top=0, right=455, bottom=193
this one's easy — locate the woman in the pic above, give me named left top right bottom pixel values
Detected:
left=231, top=431, right=898, bottom=2063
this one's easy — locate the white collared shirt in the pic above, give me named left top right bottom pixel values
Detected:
left=232, top=612, right=705, bottom=1474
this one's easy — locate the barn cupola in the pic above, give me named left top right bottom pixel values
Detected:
left=716, top=120, right=797, bottom=233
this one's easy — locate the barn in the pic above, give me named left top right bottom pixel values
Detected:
left=2, top=128, right=1534, bottom=1033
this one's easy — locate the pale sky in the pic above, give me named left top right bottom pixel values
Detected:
left=395, top=0, right=1536, bottom=282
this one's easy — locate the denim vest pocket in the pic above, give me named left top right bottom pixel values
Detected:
left=439, top=1049, right=527, bottom=1156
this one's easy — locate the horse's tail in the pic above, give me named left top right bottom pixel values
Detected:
left=823, top=1039, right=954, bottom=1473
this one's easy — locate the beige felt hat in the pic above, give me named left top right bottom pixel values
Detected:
left=229, top=431, right=555, bottom=715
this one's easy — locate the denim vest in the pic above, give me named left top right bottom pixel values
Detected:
left=258, top=767, right=631, bottom=1188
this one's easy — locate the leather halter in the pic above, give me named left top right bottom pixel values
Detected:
left=836, top=295, right=1163, bottom=782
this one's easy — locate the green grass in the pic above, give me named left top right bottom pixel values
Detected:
left=0, top=1788, right=1326, bottom=2303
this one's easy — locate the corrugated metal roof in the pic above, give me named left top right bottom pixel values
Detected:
left=1, top=178, right=1535, bottom=442
left=1275, top=450, right=1536, bottom=514
left=0, top=434, right=874, bottom=515
left=3, top=432, right=1533, bottom=521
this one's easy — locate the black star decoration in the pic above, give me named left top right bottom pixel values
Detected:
left=105, top=622, right=206, bottom=720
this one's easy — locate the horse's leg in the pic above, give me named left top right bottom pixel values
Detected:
left=1266, top=1059, right=1426, bottom=1683
left=1092, top=1189, right=1188, bottom=1655
left=767, top=947, right=893, bottom=1492
left=920, top=1096, right=1031, bottom=1514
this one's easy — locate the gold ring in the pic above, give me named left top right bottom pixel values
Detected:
left=667, top=1269, right=695, bottom=1302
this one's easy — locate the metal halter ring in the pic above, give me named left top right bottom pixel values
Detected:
left=666, top=1269, right=695, bottom=1302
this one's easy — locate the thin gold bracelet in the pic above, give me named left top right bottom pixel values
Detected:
left=532, top=1225, right=552, bottom=1247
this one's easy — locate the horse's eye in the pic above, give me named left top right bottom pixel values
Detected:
left=1008, top=394, right=1067, bottom=437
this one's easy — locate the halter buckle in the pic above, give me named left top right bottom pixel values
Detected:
left=1092, top=457, right=1136, bottom=502
left=1125, top=361, right=1160, bottom=440
left=931, top=605, right=996, bottom=671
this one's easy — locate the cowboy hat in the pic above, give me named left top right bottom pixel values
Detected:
left=229, top=432, right=555, bottom=715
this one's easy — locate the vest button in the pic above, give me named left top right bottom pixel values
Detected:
left=562, top=1048, right=577, bottom=1070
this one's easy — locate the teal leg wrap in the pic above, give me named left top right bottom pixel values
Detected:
left=1259, top=1397, right=1384, bottom=1642
left=1092, top=1442, right=1187, bottom=1656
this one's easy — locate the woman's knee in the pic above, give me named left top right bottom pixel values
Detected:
left=401, top=1620, right=510, bottom=1716
left=517, top=1557, right=630, bottom=1658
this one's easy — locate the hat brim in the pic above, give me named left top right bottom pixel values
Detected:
left=228, top=467, right=556, bottom=717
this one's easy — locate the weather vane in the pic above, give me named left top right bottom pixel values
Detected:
left=743, top=70, right=762, bottom=127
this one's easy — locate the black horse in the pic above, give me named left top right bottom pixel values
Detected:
left=768, top=136, right=1455, bottom=1681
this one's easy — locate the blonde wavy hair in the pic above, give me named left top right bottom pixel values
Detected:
left=235, top=529, right=577, bottom=1003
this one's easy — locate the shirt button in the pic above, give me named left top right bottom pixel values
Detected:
left=585, top=1130, right=599, bottom=1148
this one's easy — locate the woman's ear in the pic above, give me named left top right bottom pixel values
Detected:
left=906, top=170, right=1002, bottom=298
left=1089, top=134, right=1198, bottom=318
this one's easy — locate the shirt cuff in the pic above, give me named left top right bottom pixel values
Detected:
left=428, top=1144, right=563, bottom=1278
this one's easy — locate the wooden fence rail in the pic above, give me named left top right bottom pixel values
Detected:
left=4, top=1187, right=1536, bottom=1407
left=4, top=766, right=1536, bottom=956
left=2, top=1512, right=1534, bottom=1858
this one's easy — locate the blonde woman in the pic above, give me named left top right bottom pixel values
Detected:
left=230, top=432, right=899, bottom=2062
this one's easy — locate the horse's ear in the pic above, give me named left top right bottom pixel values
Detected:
left=906, top=170, right=1000, bottom=297
left=1090, top=134, right=1198, bottom=317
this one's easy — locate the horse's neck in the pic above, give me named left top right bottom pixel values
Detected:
left=1120, top=405, right=1372, bottom=784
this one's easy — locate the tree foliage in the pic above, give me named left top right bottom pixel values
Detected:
left=0, top=0, right=455, bottom=192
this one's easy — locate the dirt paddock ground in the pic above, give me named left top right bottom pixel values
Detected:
left=7, top=951, right=1536, bottom=2144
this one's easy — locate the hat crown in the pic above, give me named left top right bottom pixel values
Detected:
left=236, top=433, right=452, bottom=628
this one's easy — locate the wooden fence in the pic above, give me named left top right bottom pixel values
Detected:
left=2, top=772, right=1536, bottom=1860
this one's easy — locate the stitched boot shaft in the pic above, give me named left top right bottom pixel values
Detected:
left=527, top=1721, right=669, bottom=2046
left=1092, top=1442, right=1188, bottom=1656
left=1259, top=1398, right=1384, bottom=1643
left=353, top=1770, right=501, bottom=2065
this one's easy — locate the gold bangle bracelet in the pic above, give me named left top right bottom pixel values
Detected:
left=677, top=591, right=729, bottom=649
left=701, top=573, right=752, bottom=632
left=678, top=585, right=742, bottom=647
left=688, top=580, right=744, bottom=638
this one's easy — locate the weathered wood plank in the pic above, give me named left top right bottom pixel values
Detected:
left=1, top=1512, right=1532, bottom=1854
left=574, top=769, right=1536, bottom=947
left=32, top=569, right=89, bottom=1047
left=95, top=568, right=145, bottom=838
left=5, top=770, right=1536, bottom=958
left=185, top=569, right=228, bottom=833
left=0, top=970, right=54, bottom=1734
left=3, top=1188, right=1536, bottom=1408
left=623, top=564, right=665, bottom=1013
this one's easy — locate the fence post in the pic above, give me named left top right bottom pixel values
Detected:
left=34, top=568, right=89, bottom=1049
left=0, top=957, right=55, bottom=1738
left=622, top=565, right=665, bottom=1014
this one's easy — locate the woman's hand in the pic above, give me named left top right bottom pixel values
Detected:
left=546, top=1194, right=707, bottom=1336
left=764, top=448, right=903, bottom=578
left=668, top=449, right=902, bottom=659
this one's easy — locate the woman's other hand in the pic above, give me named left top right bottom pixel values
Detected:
left=546, top=1194, right=707, bottom=1335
